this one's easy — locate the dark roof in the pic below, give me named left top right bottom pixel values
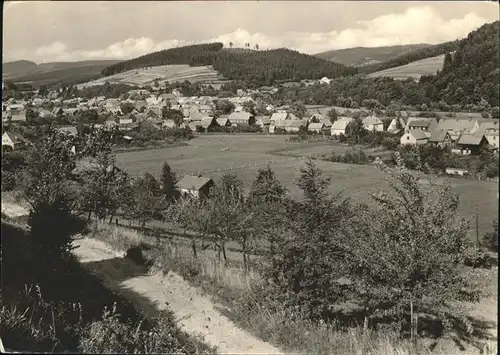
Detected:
left=457, top=134, right=484, bottom=146
left=176, top=175, right=214, bottom=191
left=428, top=129, right=449, bottom=143
left=408, top=119, right=431, bottom=128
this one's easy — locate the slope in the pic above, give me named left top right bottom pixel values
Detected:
left=3, top=60, right=123, bottom=88
left=367, top=54, right=445, bottom=80
left=101, top=43, right=357, bottom=86
left=314, top=44, right=431, bottom=67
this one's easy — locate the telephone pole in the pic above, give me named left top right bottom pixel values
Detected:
left=476, top=205, right=480, bottom=248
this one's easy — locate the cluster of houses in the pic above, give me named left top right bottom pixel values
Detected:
left=398, top=116, right=499, bottom=155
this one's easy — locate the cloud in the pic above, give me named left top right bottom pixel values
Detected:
left=32, top=6, right=490, bottom=62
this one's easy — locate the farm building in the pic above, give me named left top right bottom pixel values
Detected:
left=228, top=112, right=255, bottom=126
left=405, top=117, right=438, bottom=133
left=330, top=117, right=353, bottom=136
left=57, top=126, right=78, bottom=137
left=270, top=112, right=297, bottom=122
left=386, top=117, right=406, bottom=134
left=255, top=116, right=271, bottom=128
left=445, top=168, right=469, bottom=176
left=400, top=129, right=429, bottom=146
left=427, top=130, right=452, bottom=147
left=176, top=175, right=214, bottom=199
left=200, top=117, right=217, bottom=131
left=4, top=110, right=26, bottom=122
left=437, top=118, right=480, bottom=135
left=216, top=117, right=232, bottom=127
left=308, top=122, right=330, bottom=134
left=454, top=134, right=488, bottom=155
left=362, top=116, right=384, bottom=132
left=2, top=132, right=29, bottom=151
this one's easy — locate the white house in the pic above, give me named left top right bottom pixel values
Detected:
left=330, top=117, right=353, bottom=136
left=363, top=116, right=384, bottom=132
left=2, top=132, right=28, bottom=150
left=400, top=129, right=429, bottom=146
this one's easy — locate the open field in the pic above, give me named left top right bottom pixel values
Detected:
left=367, top=54, right=445, bottom=80
left=77, top=64, right=227, bottom=89
left=115, top=135, right=498, bottom=237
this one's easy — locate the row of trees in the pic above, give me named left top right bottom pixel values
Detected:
left=164, top=156, right=494, bottom=336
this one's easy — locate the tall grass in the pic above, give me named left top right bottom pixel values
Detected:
left=89, top=222, right=497, bottom=355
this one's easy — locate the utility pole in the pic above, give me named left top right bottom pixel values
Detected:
left=476, top=205, right=480, bottom=248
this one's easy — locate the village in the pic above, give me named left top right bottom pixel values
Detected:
left=2, top=81, right=499, bottom=159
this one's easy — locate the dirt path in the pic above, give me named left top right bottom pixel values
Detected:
left=73, top=237, right=284, bottom=355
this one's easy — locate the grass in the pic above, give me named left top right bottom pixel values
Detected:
left=89, top=221, right=498, bottom=355
left=114, top=135, right=498, bottom=237
left=367, top=54, right=445, bottom=80
left=77, top=64, right=226, bottom=89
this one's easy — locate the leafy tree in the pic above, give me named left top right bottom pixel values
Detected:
left=38, top=85, right=48, bottom=97
left=215, top=99, right=235, bottom=115
left=248, top=166, right=287, bottom=204
left=120, top=102, right=135, bottom=115
left=131, top=173, right=165, bottom=229
left=327, top=108, right=338, bottom=123
left=483, top=219, right=498, bottom=252
left=345, top=117, right=367, bottom=144
left=19, top=129, right=83, bottom=279
left=163, top=108, right=184, bottom=126
left=343, top=155, right=484, bottom=334
left=263, top=160, right=353, bottom=322
left=161, top=162, right=178, bottom=203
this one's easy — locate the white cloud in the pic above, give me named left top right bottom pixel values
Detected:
left=32, top=6, right=490, bottom=62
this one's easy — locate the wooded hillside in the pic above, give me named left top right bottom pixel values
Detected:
left=101, top=43, right=357, bottom=85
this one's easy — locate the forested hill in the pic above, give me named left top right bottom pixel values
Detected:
left=314, top=44, right=431, bottom=67
left=419, top=20, right=499, bottom=107
left=101, top=43, right=357, bottom=85
left=101, top=42, right=224, bottom=76
left=211, top=48, right=357, bottom=85
left=357, top=39, right=461, bottom=74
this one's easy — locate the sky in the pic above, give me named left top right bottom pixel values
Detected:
left=2, top=1, right=499, bottom=63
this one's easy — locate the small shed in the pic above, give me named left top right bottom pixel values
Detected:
left=176, top=175, right=214, bottom=199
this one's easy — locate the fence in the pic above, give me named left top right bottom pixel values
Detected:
left=186, top=153, right=324, bottom=176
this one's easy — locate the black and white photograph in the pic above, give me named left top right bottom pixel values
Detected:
left=1, top=1, right=499, bottom=354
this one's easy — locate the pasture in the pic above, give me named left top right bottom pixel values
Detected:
left=367, top=54, right=445, bottom=80
left=77, top=64, right=226, bottom=89
left=115, top=135, right=498, bottom=237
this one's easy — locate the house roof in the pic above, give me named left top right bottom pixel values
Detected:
left=3, top=131, right=27, bottom=143
left=408, top=119, right=431, bottom=128
left=363, top=116, right=383, bottom=126
left=229, top=111, right=252, bottom=121
left=57, top=126, right=78, bottom=136
left=331, top=117, right=353, bottom=130
left=162, top=120, right=176, bottom=129
left=457, top=133, right=484, bottom=146
left=270, top=112, right=288, bottom=121
left=428, top=129, right=449, bottom=143
left=216, top=117, right=230, bottom=126
left=256, top=116, right=271, bottom=125
left=321, top=119, right=332, bottom=127
left=284, top=120, right=305, bottom=128
left=176, top=175, right=214, bottom=191
left=308, top=122, right=325, bottom=129
left=410, top=129, right=429, bottom=140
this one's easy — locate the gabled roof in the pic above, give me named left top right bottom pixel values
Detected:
left=409, top=129, right=429, bottom=141
left=284, top=120, right=305, bottom=128
left=363, top=116, right=383, bottom=126
left=308, top=122, right=325, bottom=129
left=457, top=133, right=484, bottom=146
left=428, top=129, right=450, bottom=143
left=270, top=112, right=288, bottom=121
left=331, top=117, right=353, bottom=130
left=3, top=131, right=27, bottom=143
left=216, top=117, right=230, bottom=126
left=229, top=111, right=253, bottom=121
left=57, top=126, right=78, bottom=136
left=176, top=175, right=214, bottom=191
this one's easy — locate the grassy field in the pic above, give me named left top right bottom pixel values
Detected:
left=367, top=54, right=445, bottom=80
left=115, top=135, right=498, bottom=237
left=77, top=64, right=226, bottom=89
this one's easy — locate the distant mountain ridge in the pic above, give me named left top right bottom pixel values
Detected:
left=314, top=44, right=431, bottom=67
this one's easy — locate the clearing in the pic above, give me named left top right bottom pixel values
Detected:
left=115, top=135, right=498, bottom=237
left=72, top=237, right=283, bottom=355
left=367, top=54, right=445, bottom=80
left=77, top=64, right=227, bottom=89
